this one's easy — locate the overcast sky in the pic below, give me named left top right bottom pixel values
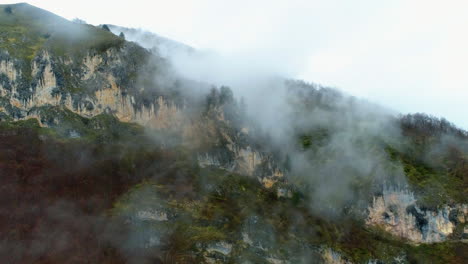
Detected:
left=2, top=0, right=467, bottom=129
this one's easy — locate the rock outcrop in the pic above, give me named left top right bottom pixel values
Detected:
left=0, top=47, right=285, bottom=186
left=0, top=48, right=186, bottom=129
left=367, top=188, right=467, bottom=243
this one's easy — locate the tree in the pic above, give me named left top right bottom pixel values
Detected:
left=4, top=6, right=12, bottom=14
left=101, top=24, right=111, bottom=32
left=219, top=86, right=234, bottom=105
left=119, top=32, right=125, bottom=39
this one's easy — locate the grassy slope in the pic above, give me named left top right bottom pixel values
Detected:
left=0, top=2, right=124, bottom=87
left=0, top=3, right=123, bottom=59
left=0, top=3, right=155, bottom=107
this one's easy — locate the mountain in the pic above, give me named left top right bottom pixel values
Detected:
left=0, top=3, right=467, bottom=264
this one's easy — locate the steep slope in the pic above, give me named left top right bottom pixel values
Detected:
left=0, top=3, right=467, bottom=264
left=0, top=3, right=281, bottom=183
left=0, top=3, right=169, bottom=124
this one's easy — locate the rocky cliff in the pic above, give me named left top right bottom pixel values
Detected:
left=0, top=46, right=173, bottom=126
left=1, top=3, right=467, bottom=264
left=367, top=188, right=467, bottom=243
left=0, top=2, right=284, bottom=185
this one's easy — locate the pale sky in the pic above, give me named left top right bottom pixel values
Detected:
left=2, top=0, right=467, bottom=129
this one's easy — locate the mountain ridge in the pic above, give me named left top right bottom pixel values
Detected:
left=0, top=3, right=467, bottom=264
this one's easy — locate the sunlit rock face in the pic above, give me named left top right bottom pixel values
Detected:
left=0, top=51, right=70, bottom=112
left=197, top=139, right=285, bottom=187
left=367, top=188, right=467, bottom=243
left=0, top=48, right=187, bottom=129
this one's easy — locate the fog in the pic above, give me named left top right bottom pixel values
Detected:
left=104, top=25, right=410, bottom=218
left=3, top=0, right=467, bottom=129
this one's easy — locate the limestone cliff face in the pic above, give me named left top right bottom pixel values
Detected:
left=0, top=59, right=18, bottom=91
left=366, top=188, right=467, bottom=243
left=0, top=47, right=184, bottom=130
left=194, top=107, right=284, bottom=186
left=197, top=144, right=283, bottom=181
left=1, top=51, right=62, bottom=112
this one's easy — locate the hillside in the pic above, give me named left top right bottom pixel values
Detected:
left=0, top=3, right=467, bottom=264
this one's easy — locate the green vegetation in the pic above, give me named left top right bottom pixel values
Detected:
left=295, top=111, right=467, bottom=209
left=384, top=114, right=468, bottom=209
left=0, top=117, right=41, bottom=129
left=0, top=107, right=466, bottom=263
left=108, top=164, right=467, bottom=263
left=0, top=3, right=123, bottom=74
left=387, top=145, right=467, bottom=209
left=0, top=106, right=143, bottom=145
left=299, top=128, right=329, bottom=150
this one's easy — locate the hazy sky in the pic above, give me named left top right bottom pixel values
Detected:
left=2, top=0, right=467, bottom=129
